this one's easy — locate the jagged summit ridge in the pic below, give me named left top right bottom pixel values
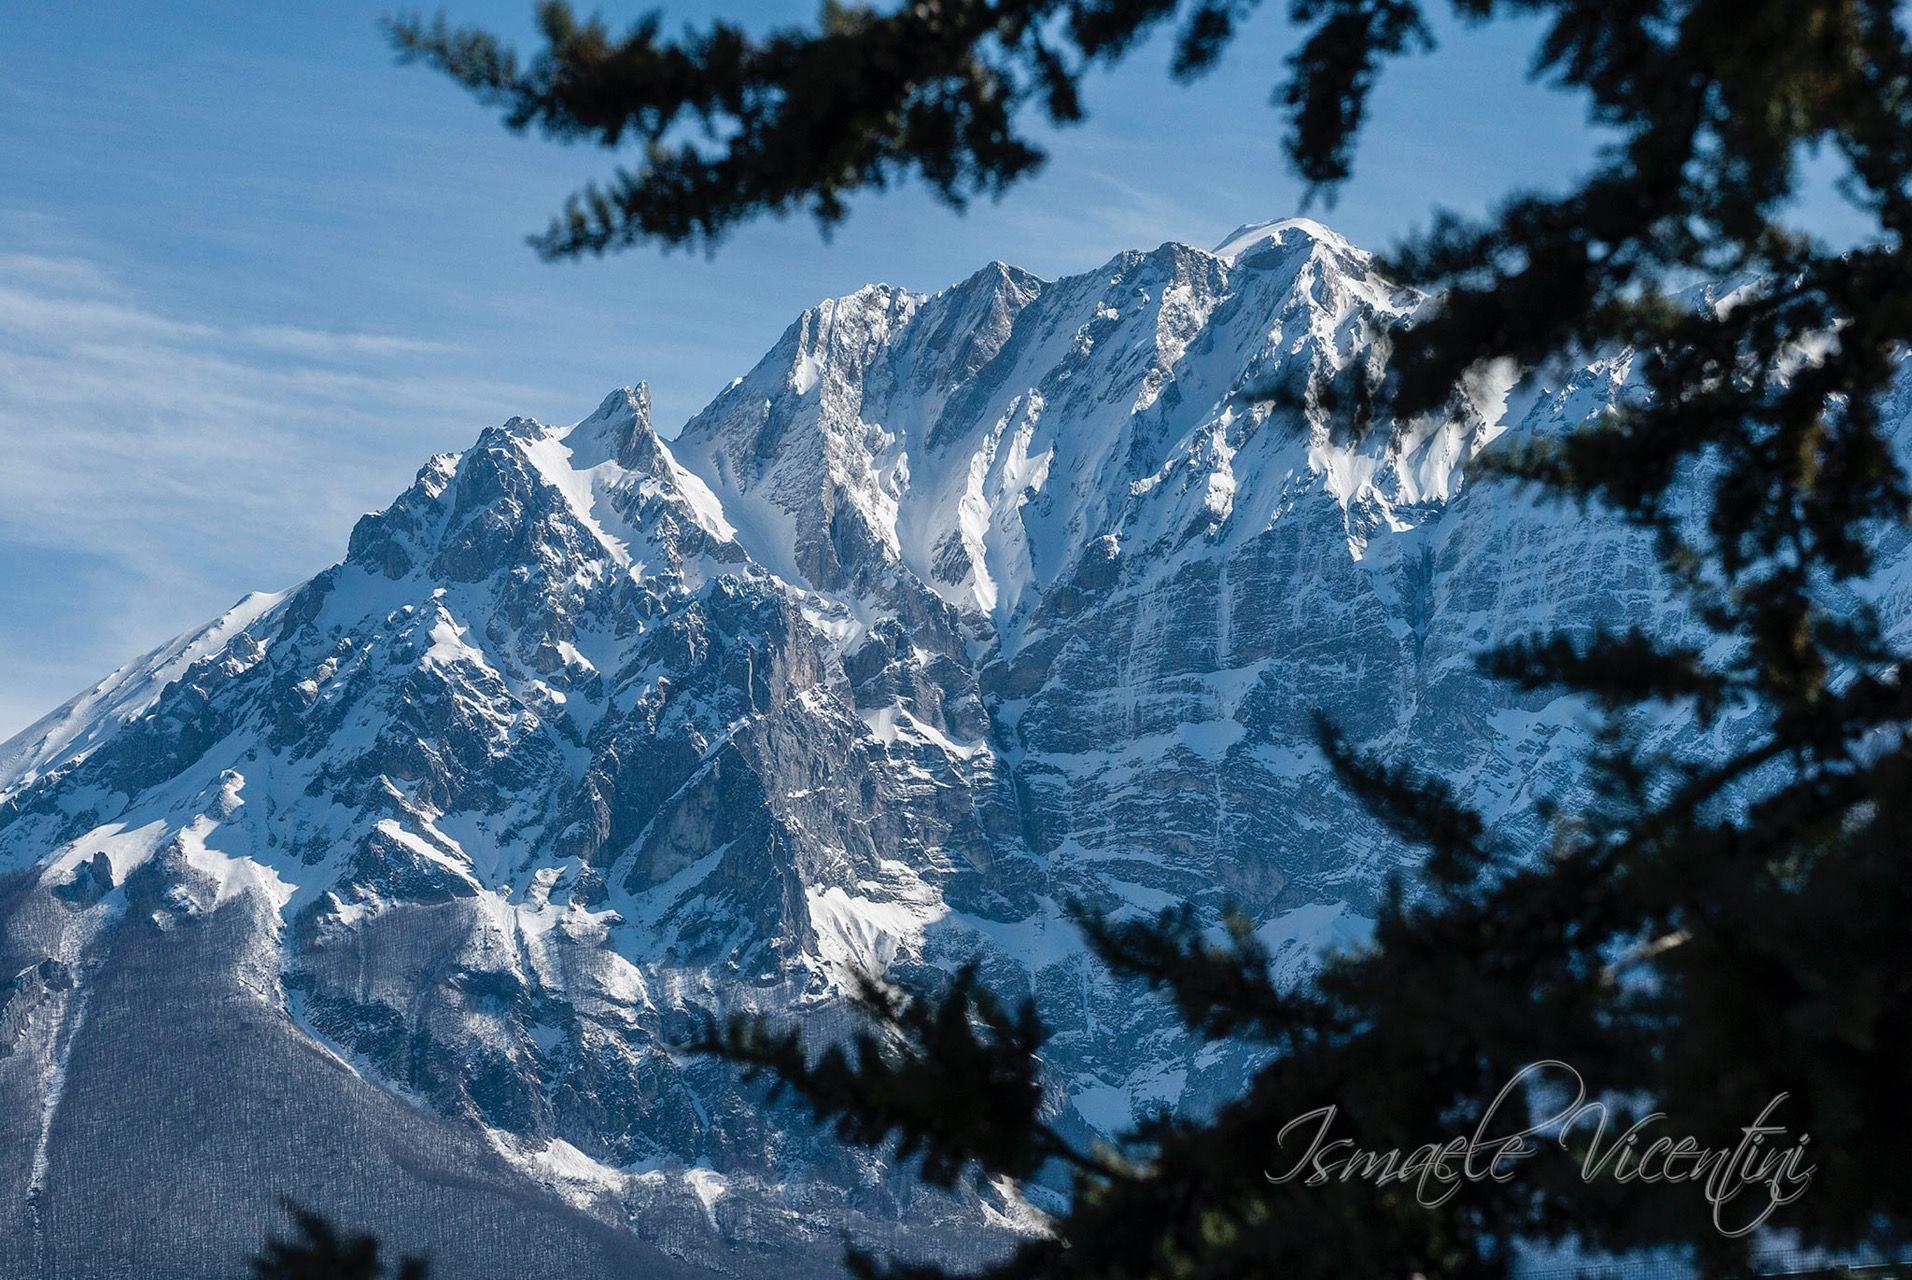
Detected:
left=669, top=219, right=1440, bottom=638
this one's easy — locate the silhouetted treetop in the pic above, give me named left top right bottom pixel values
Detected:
left=252, top=1207, right=427, bottom=1280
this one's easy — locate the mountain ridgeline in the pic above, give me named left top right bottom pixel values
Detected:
left=0, top=220, right=1847, bottom=1277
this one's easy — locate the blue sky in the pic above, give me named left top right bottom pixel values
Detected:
left=0, top=1, right=1738, bottom=737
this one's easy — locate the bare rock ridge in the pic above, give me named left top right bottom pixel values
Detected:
left=1, top=219, right=1899, bottom=1277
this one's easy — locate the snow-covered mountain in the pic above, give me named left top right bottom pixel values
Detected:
left=0, top=219, right=1876, bottom=1278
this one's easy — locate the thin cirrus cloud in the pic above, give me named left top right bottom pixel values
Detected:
left=0, top=251, right=557, bottom=740
left=0, top=255, right=457, bottom=359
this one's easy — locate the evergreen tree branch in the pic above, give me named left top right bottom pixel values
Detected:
left=693, top=963, right=1126, bottom=1187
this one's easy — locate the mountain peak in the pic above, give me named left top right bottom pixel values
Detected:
left=1210, top=216, right=1360, bottom=263
left=569, top=382, right=657, bottom=471
left=0, top=218, right=1759, bottom=1278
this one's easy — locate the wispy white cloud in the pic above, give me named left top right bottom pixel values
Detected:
left=0, top=251, right=561, bottom=739
left=233, top=323, right=456, bottom=359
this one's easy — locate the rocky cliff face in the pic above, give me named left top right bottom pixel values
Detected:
left=1, top=219, right=1894, bottom=1278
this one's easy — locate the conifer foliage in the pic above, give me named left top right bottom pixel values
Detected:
left=390, top=1, right=1912, bottom=1275
left=252, top=1208, right=428, bottom=1280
